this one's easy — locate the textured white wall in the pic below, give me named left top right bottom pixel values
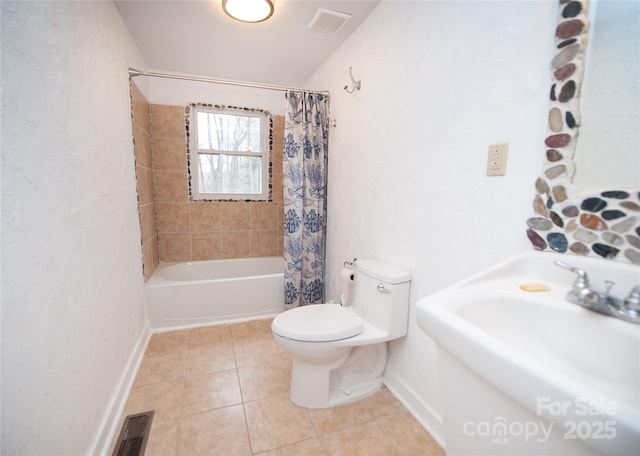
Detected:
left=1, top=1, right=149, bottom=454
left=305, top=0, right=556, bottom=441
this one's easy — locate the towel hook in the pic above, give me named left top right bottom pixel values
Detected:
left=343, top=258, right=358, bottom=268
left=343, top=67, right=361, bottom=93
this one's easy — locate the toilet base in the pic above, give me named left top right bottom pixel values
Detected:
left=289, top=343, right=387, bottom=409
left=327, top=378, right=383, bottom=408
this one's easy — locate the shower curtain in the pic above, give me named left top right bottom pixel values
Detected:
left=283, top=91, right=329, bottom=310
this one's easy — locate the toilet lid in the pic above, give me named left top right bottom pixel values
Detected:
left=272, top=304, right=364, bottom=342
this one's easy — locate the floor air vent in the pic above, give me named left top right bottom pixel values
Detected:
left=112, top=411, right=154, bottom=456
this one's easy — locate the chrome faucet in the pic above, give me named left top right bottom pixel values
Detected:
left=555, top=260, right=640, bottom=324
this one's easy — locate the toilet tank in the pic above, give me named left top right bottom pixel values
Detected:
left=352, top=260, right=411, bottom=339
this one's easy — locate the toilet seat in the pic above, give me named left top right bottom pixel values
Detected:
left=272, top=304, right=364, bottom=342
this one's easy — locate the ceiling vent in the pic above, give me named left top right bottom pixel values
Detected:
left=308, top=8, right=352, bottom=34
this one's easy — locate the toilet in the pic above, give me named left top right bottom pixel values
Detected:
left=271, top=259, right=411, bottom=409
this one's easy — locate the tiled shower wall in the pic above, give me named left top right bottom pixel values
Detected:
left=150, top=104, right=285, bottom=264
left=130, top=82, right=159, bottom=281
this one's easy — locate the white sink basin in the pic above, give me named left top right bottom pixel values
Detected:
left=416, top=251, right=640, bottom=455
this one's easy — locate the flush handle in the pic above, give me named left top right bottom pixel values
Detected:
left=377, top=283, right=386, bottom=292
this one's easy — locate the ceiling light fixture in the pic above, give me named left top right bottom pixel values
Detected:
left=222, top=0, right=274, bottom=23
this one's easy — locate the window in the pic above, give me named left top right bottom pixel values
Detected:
left=190, top=105, right=271, bottom=200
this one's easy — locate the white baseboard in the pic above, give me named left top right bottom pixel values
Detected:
left=90, top=323, right=152, bottom=455
left=383, top=368, right=446, bottom=450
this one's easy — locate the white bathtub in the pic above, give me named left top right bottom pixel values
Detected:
left=145, top=256, right=285, bottom=330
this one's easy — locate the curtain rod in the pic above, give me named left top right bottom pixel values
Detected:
left=128, top=68, right=330, bottom=96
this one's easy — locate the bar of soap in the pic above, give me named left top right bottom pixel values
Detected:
left=520, top=283, right=550, bottom=292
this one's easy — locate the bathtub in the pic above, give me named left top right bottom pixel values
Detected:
left=145, top=256, right=285, bottom=330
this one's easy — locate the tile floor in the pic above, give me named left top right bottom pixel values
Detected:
left=110, top=318, right=445, bottom=455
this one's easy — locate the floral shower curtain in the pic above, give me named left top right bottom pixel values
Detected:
left=283, top=91, right=330, bottom=310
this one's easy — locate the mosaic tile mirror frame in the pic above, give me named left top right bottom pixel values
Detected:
left=527, top=0, right=640, bottom=264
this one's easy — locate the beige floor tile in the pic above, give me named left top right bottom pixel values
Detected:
left=256, top=437, right=327, bottom=456
left=178, top=405, right=251, bottom=455
left=233, top=336, right=282, bottom=368
left=376, top=411, right=445, bottom=456
left=134, top=350, right=188, bottom=387
left=145, top=412, right=181, bottom=456
left=116, top=318, right=442, bottom=456
left=155, top=379, right=185, bottom=412
left=319, top=421, right=396, bottom=456
left=123, top=383, right=157, bottom=416
left=308, top=401, right=373, bottom=435
left=361, top=387, right=406, bottom=419
left=231, top=319, right=273, bottom=340
left=189, top=324, right=233, bottom=347
left=186, top=343, right=236, bottom=376
left=182, top=369, right=242, bottom=416
left=238, top=360, right=290, bottom=402
left=146, top=330, right=190, bottom=357
left=244, top=394, right=316, bottom=454
left=124, top=378, right=184, bottom=418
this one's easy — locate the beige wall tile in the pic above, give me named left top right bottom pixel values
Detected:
left=150, top=104, right=185, bottom=139
left=190, top=202, right=221, bottom=231
left=150, top=238, right=159, bottom=273
left=272, top=175, right=283, bottom=203
left=191, top=231, right=222, bottom=261
left=131, top=83, right=156, bottom=282
left=277, top=203, right=284, bottom=232
left=156, top=203, right=189, bottom=233
left=154, top=171, right=188, bottom=203
left=251, top=203, right=278, bottom=229
left=221, top=230, right=250, bottom=258
left=130, top=81, right=150, bottom=134
left=158, top=233, right=191, bottom=262
left=145, top=106, right=285, bottom=262
left=139, top=203, right=157, bottom=245
left=152, top=137, right=186, bottom=171
left=141, top=238, right=157, bottom=282
left=133, top=124, right=152, bottom=169
left=136, top=166, right=154, bottom=206
left=277, top=233, right=284, bottom=256
left=221, top=203, right=250, bottom=230
left=272, top=116, right=284, bottom=174
left=251, top=230, right=278, bottom=257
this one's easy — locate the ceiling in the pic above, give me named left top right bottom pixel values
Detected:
left=115, top=0, right=380, bottom=88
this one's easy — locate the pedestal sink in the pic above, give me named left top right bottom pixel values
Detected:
left=416, top=251, right=640, bottom=455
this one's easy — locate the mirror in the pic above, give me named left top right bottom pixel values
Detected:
left=573, top=0, right=640, bottom=189
left=527, top=0, right=640, bottom=265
